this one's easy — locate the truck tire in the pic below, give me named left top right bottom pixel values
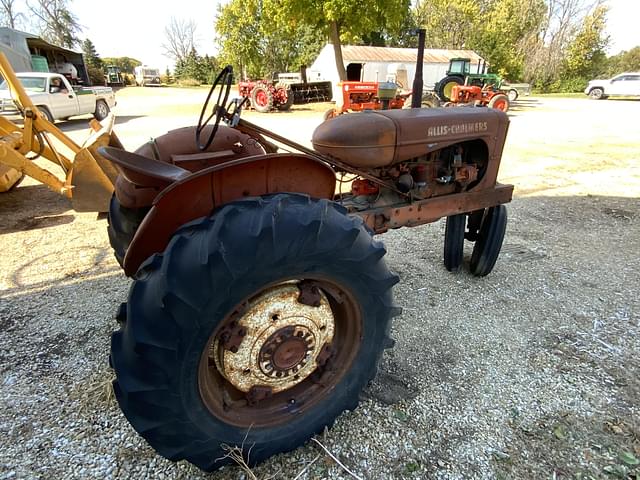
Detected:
left=36, top=106, right=54, bottom=122
left=470, top=205, right=507, bottom=277
left=251, top=83, right=274, bottom=113
left=488, top=94, right=510, bottom=112
left=107, top=194, right=149, bottom=267
left=94, top=100, right=110, bottom=121
left=275, top=82, right=294, bottom=111
left=436, top=75, right=463, bottom=101
left=444, top=214, right=466, bottom=272
left=110, top=194, right=399, bottom=471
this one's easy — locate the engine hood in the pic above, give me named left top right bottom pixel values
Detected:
left=312, top=107, right=509, bottom=168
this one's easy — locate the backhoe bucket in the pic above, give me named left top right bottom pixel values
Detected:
left=69, top=114, right=122, bottom=212
left=0, top=164, right=24, bottom=192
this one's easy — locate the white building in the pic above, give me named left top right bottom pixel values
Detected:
left=307, top=44, right=484, bottom=100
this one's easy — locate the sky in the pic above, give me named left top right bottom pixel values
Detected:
left=16, top=0, right=640, bottom=71
left=605, top=0, right=640, bottom=53
left=73, top=0, right=222, bottom=71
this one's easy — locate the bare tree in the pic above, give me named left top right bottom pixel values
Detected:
left=162, top=17, right=198, bottom=64
left=28, top=0, right=82, bottom=48
left=524, top=0, right=605, bottom=84
left=0, top=0, right=24, bottom=29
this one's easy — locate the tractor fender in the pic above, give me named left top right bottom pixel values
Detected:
left=122, top=152, right=336, bottom=276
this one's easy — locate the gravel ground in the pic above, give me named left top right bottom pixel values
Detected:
left=0, top=94, right=639, bottom=479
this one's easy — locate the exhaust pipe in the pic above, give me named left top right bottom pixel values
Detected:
left=411, top=29, right=426, bottom=109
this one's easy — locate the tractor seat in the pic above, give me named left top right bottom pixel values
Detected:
left=312, top=107, right=505, bottom=168
left=99, top=146, right=191, bottom=188
left=107, top=125, right=267, bottom=209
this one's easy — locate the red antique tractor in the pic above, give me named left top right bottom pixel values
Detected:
left=324, top=81, right=409, bottom=119
left=324, top=80, right=442, bottom=120
left=100, top=59, right=513, bottom=471
left=444, top=84, right=511, bottom=112
left=237, top=80, right=293, bottom=113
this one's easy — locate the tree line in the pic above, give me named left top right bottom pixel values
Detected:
left=1, top=0, right=638, bottom=91
left=215, top=0, right=636, bottom=92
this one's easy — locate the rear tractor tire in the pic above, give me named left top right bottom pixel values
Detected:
left=436, top=75, right=463, bottom=102
left=110, top=194, right=400, bottom=471
left=107, top=194, right=149, bottom=267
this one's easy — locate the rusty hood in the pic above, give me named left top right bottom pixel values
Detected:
left=312, top=108, right=509, bottom=168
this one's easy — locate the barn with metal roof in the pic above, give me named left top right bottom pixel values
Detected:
left=307, top=44, right=485, bottom=100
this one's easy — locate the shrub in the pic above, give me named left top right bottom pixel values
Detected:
left=177, top=77, right=201, bottom=87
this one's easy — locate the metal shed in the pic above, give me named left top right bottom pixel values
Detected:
left=0, top=27, right=89, bottom=84
left=307, top=44, right=485, bottom=100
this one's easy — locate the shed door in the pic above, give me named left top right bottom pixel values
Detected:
left=346, top=63, right=363, bottom=81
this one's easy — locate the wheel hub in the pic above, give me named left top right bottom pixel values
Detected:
left=260, top=326, right=314, bottom=375
left=213, top=283, right=335, bottom=394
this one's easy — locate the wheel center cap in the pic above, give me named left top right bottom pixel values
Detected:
left=272, top=336, right=308, bottom=370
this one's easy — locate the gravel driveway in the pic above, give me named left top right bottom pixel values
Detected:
left=0, top=93, right=638, bottom=479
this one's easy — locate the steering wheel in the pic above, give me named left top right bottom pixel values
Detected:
left=195, top=65, right=233, bottom=151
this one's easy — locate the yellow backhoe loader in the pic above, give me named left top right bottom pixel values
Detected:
left=0, top=52, right=120, bottom=211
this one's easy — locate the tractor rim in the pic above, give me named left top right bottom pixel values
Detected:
left=255, top=90, right=269, bottom=107
left=493, top=98, right=508, bottom=111
left=443, top=81, right=457, bottom=100
left=198, top=277, right=362, bottom=428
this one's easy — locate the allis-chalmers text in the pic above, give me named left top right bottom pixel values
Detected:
left=427, top=122, right=488, bottom=137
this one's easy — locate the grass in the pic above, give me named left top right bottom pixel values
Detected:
left=533, top=92, right=585, bottom=98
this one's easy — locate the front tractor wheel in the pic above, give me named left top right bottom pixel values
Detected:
left=251, top=83, right=274, bottom=113
left=110, top=194, right=399, bottom=471
left=488, top=94, right=510, bottom=112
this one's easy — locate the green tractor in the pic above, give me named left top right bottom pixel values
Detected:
left=435, top=58, right=502, bottom=101
left=104, top=65, right=124, bottom=87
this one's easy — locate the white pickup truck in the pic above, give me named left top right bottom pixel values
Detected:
left=0, top=72, right=117, bottom=122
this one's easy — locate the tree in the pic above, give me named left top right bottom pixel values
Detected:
left=28, top=0, right=82, bottom=48
left=81, top=38, right=104, bottom=86
left=216, top=0, right=325, bottom=79
left=102, top=57, right=142, bottom=74
left=474, top=0, right=547, bottom=80
left=81, top=38, right=102, bottom=69
left=413, top=0, right=479, bottom=49
left=606, top=46, right=640, bottom=75
left=563, top=4, right=609, bottom=78
left=523, top=0, right=605, bottom=88
left=215, top=0, right=262, bottom=79
left=162, top=17, right=198, bottom=65
left=271, top=0, right=410, bottom=81
left=0, top=0, right=24, bottom=29
left=174, top=48, right=218, bottom=84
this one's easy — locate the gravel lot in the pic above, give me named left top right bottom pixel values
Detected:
left=0, top=91, right=639, bottom=479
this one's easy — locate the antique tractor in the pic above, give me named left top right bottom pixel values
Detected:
left=324, top=81, right=409, bottom=119
left=445, top=83, right=511, bottom=112
left=101, top=62, right=512, bottom=471
left=237, top=80, right=293, bottom=113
